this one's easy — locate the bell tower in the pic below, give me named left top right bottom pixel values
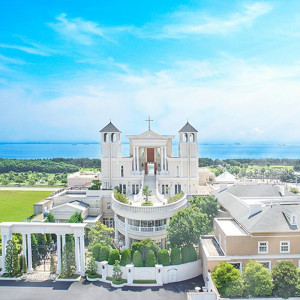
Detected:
left=100, top=121, right=121, bottom=189
left=178, top=122, right=198, bottom=192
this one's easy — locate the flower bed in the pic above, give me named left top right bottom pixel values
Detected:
left=133, top=279, right=157, bottom=284
left=56, top=274, right=81, bottom=282
left=0, top=273, right=22, bottom=281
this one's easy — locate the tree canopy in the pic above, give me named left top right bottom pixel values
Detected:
left=88, top=221, right=114, bottom=251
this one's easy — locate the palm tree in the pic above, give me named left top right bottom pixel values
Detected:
left=142, top=185, right=152, bottom=203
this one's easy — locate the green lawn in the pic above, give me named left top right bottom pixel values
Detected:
left=0, top=191, right=51, bottom=222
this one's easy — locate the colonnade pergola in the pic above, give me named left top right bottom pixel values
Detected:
left=0, top=222, right=86, bottom=276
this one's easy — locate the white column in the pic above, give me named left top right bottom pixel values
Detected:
left=62, top=234, right=66, bottom=250
left=1, top=235, right=7, bottom=274
left=22, top=234, right=27, bottom=261
left=56, top=234, right=61, bottom=274
left=164, top=147, right=167, bottom=171
left=160, top=146, right=163, bottom=172
left=125, top=218, right=129, bottom=249
left=79, top=235, right=85, bottom=276
left=114, top=213, right=119, bottom=244
left=137, top=146, right=140, bottom=172
left=27, top=234, right=33, bottom=273
left=74, top=235, right=80, bottom=274
left=133, top=146, right=136, bottom=171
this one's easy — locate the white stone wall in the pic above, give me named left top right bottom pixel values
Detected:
left=95, top=260, right=202, bottom=284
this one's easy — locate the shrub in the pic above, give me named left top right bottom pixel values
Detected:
left=167, top=191, right=184, bottom=204
left=243, top=260, right=273, bottom=297
left=181, top=244, right=197, bottom=263
left=87, top=257, right=97, bottom=275
left=158, top=249, right=170, bottom=266
left=120, top=249, right=131, bottom=266
left=212, top=262, right=244, bottom=297
left=19, top=255, right=27, bottom=274
left=50, top=255, right=56, bottom=274
left=132, top=250, right=143, bottom=267
left=145, top=250, right=157, bottom=267
left=108, top=249, right=120, bottom=265
left=99, top=246, right=110, bottom=262
left=170, top=248, right=181, bottom=265
left=131, top=238, right=160, bottom=262
left=114, top=189, right=128, bottom=203
left=92, top=243, right=102, bottom=261
left=272, top=260, right=298, bottom=298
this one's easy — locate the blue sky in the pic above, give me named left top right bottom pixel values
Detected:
left=0, top=0, right=300, bottom=143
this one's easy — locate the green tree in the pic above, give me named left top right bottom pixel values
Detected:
left=87, top=257, right=97, bottom=275
left=68, top=211, right=83, bottom=223
left=170, top=248, right=181, bottom=265
left=272, top=260, right=298, bottom=298
left=5, top=240, right=20, bottom=276
left=19, top=255, right=27, bottom=274
left=142, top=185, right=152, bottom=203
left=158, top=249, right=170, bottom=266
left=120, top=249, right=131, bottom=266
left=167, top=207, right=209, bottom=248
left=99, top=246, right=110, bottom=262
left=211, top=262, right=244, bottom=298
left=108, top=249, right=120, bottom=265
left=88, top=221, right=114, bottom=251
left=61, top=240, right=76, bottom=277
left=145, top=249, right=157, bottom=267
left=45, top=212, right=55, bottom=223
left=131, top=238, right=160, bottom=262
left=92, top=243, right=102, bottom=261
left=50, top=255, right=56, bottom=274
left=243, top=260, right=273, bottom=296
left=132, top=250, right=143, bottom=267
left=190, top=195, right=218, bottom=220
left=112, top=260, right=123, bottom=283
left=31, top=234, right=40, bottom=269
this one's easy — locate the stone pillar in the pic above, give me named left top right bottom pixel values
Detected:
left=137, top=146, right=140, bottom=172
left=100, top=261, right=108, bottom=280
left=125, top=218, right=129, bottom=249
left=133, top=146, right=136, bottom=171
left=155, top=264, right=163, bottom=285
left=126, top=264, right=134, bottom=285
left=22, top=234, right=27, bottom=261
left=27, top=234, right=33, bottom=273
left=74, top=235, right=80, bottom=274
left=1, top=235, right=7, bottom=274
left=79, top=235, right=85, bottom=276
left=114, top=213, right=119, bottom=244
left=164, top=147, right=167, bottom=171
left=56, top=234, right=61, bottom=274
left=160, top=146, right=163, bottom=172
left=62, top=234, right=66, bottom=250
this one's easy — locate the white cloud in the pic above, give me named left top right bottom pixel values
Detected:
left=141, top=2, right=273, bottom=39
left=0, top=43, right=51, bottom=56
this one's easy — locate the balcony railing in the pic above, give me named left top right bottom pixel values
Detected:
left=112, top=191, right=187, bottom=219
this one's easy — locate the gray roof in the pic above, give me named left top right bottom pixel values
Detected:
left=100, top=122, right=121, bottom=133
left=216, top=184, right=300, bottom=233
left=70, top=200, right=89, bottom=209
left=179, top=122, right=198, bottom=133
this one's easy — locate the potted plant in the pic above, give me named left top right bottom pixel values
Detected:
left=50, top=255, right=56, bottom=280
left=19, top=255, right=27, bottom=280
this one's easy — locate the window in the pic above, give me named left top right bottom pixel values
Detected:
left=119, top=184, right=126, bottom=194
left=280, top=241, right=290, bottom=253
left=258, top=241, right=268, bottom=253
left=162, top=184, right=168, bottom=195
left=107, top=202, right=111, bottom=210
left=132, top=184, right=139, bottom=195
left=121, top=166, right=124, bottom=177
left=103, top=218, right=114, bottom=228
left=176, top=166, right=179, bottom=177
left=229, top=262, right=242, bottom=271
left=258, top=261, right=271, bottom=270
left=175, top=184, right=181, bottom=194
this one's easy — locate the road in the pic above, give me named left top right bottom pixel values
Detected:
left=0, top=276, right=204, bottom=300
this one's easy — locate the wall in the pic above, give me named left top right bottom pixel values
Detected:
left=0, top=256, right=2, bottom=269
left=95, top=259, right=202, bottom=284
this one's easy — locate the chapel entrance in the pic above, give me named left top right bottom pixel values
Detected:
left=147, top=148, right=154, bottom=162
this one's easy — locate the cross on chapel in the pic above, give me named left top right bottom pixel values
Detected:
left=145, top=116, right=153, bottom=130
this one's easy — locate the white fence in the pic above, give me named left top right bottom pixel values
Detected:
left=95, top=259, right=202, bottom=285
left=0, top=256, right=2, bottom=269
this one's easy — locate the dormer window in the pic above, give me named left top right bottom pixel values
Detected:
left=283, top=212, right=298, bottom=226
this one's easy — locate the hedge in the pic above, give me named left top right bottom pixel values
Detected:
left=120, top=249, right=131, bottom=266
left=92, top=243, right=101, bottom=261
left=132, top=250, right=143, bottom=267
left=158, top=249, right=170, bottom=266
left=108, top=249, right=120, bottom=265
left=170, top=247, right=181, bottom=265
left=181, top=245, right=197, bottom=263
left=99, top=246, right=110, bottom=262
left=145, top=250, right=157, bottom=267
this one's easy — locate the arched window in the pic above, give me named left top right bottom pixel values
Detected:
left=184, top=133, right=188, bottom=142
left=104, top=133, right=107, bottom=143
left=111, top=133, right=116, bottom=142
left=190, top=133, right=194, bottom=142
left=121, top=166, right=124, bottom=177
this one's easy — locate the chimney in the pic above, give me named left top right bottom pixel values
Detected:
left=249, top=204, right=262, bottom=217
left=291, top=213, right=297, bottom=225
left=275, top=185, right=285, bottom=196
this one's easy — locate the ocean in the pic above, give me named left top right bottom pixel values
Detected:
left=0, top=143, right=299, bottom=160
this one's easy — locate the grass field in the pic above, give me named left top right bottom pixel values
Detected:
left=0, top=191, right=51, bottom=222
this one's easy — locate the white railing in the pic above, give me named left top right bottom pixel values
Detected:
left=112, top=192, right=187, bottom=217
left=127, top=224, right=167, bottom=234
left=133, top=176, right=144, bottom=202
left=115, top=217, right=125, bottom=228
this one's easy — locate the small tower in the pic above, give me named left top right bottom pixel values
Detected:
left=100, top=121, right=121, bottom=189
left=178, top=122, right=199, bottom=193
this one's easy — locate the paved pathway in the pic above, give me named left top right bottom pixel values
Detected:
left=0, top=276, right=204, bottom=300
